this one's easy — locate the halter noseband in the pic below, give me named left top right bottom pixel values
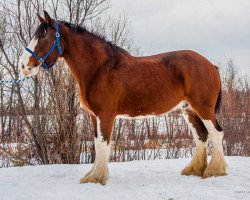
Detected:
left=25, top=20, right=62, bottom=71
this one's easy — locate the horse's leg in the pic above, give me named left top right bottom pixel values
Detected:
left=81, top=115, right=97, bottom=178
left=190, top=105, right=227, bottom=178
left=202, top=117, right=227, bottom=178
left=80, top=114, right=114, bottom=185
left=181, top=109, right=208, bottom=176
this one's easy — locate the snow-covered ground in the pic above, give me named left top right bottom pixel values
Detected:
left=0, top=157, right=249, bottom=200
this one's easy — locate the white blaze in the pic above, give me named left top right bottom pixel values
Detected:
left=18, top=37, right=38, bottom=67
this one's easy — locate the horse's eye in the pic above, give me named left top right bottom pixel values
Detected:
left=40, top=34, right=46, bottom=39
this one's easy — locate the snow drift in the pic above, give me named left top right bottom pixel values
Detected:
left=0, top=156, right=249, bottom=200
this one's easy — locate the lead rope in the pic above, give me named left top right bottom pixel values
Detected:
left=0, top=75, right=34, bottom=84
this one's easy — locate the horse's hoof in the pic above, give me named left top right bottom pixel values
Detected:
left=203, top=166, right=227, bottom=178
left=80, top=169, right=109, bottom=185
left=202, top=161, right=227, bottom=178
left=203, top=157, right=227, bottom=178
left=181, top=165, right=205, bottom=177
left=181, top=158, right=207, bottom=177
left=80, top=175, right=107, bottom=185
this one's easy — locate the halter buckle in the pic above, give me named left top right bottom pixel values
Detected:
left=39, top=58, right=44, bottom=63
left=56, top=32, right=60, bottom=37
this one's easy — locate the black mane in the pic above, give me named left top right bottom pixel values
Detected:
left=34, top=23, right=48, bottom=38
left=60, top=20, right=129, bottom=55
left=60, top=21, right=86, bottom=33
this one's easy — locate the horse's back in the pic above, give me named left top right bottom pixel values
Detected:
left=134, top=50, right=221, bottom=95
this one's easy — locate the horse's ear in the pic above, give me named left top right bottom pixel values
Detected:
left=37, top=14, right=46, bottom=23
left=43, top=10, right=52, bottom=25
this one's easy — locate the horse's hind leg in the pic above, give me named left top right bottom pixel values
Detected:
left=189, top=104, right=227, bottom=178
left=181, top=109, right=208, bottom=176
left=202, top=118, right=227, bottom=178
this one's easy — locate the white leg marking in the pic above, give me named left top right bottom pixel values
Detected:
left=181, top=110, right=207, bottom=176
left=80, top=117, right=111, bottom=185
left=202, top=120, right=224, bottom=154
left=202, top=120, right=227, bottom=177
left=182, top=110, right=201, bottom=142
left=94, top=117, right=111, bottom=169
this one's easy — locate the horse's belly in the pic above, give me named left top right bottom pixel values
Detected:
left=116, top=101, right=186, bottom=119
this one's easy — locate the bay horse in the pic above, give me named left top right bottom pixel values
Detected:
left=18, top=11, right=227, bottom=185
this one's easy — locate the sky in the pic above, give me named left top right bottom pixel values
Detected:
left=110, top=0, right=250, bottom=74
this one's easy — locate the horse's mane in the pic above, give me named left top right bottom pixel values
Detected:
left=60, top=20, right=129, bottom=55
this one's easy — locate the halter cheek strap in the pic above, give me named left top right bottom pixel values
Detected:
left=25, top=20, right=62, bottom=71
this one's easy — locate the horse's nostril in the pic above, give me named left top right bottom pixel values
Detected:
left=21, top=64, right=25, bottom=69
left=28, top=67, right=32, bottom=70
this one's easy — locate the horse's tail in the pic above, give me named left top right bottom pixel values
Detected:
left=214, top=65, right=222, bottom=113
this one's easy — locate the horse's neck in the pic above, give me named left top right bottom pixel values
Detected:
left=62, top=32, right=106, bottom=85
left=62, top=30, right=120, bottom=109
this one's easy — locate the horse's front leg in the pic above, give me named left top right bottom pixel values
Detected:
left=80, top=114, right=114, bottom=185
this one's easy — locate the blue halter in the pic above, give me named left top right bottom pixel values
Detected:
left=25, top=20, right=62, bottom=71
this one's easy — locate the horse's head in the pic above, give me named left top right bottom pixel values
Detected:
left=18, top=11, right=64, bottom=76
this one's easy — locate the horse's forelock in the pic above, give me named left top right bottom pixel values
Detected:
left=34, top=23, right=48, bottom=38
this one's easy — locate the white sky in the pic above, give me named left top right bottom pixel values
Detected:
left=110, top=0, right=250, bottom=74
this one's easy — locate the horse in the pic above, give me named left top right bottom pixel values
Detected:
left=18, top=11, right=227, bottom=185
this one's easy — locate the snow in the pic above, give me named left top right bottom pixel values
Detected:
left=0, top=157, right=250, bottom=200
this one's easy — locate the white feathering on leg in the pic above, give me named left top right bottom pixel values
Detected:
left=80, top=117, right=111, bottom=185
